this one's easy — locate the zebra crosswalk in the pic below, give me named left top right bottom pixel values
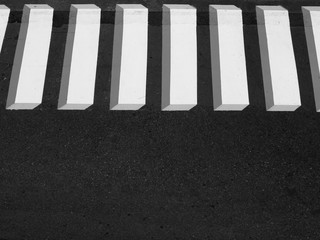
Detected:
left=0, top=4, right=319, bottom=111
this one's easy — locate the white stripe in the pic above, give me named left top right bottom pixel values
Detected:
left=0, top=6, right=10, bottom=53
left=256, top=6, right=301, bottom=111
left=110, top=4, right=148, bottom=110
left=302, top=6, right=320, bottom=112
left=6, top=4, right=53, bottom=110
left=162, top=4, right=197, bottom=111
left=210, top=5, right=249, bottom=111
left=58, top=4, right=100, bottom=110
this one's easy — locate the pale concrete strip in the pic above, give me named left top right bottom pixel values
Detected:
left=162, top=4, right=197, bottom=111
left=256, top=6, right=301, bottom=111
left=6, top=4, right=53, bottom=110
left=210, top=5, right=249, bottom=111
left=58, top=4, right=101, bottom=110
left=110, top=4, right=148, bottom=110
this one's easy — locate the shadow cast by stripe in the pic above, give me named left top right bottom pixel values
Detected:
left=197, top=12, right=213, bottom=109
left=41, top=18, right=69, bottom=110
left=0, top=22, right=20, bottom=110
left=145, top=23, right=162, bottom=110
left=243, top=24, right=265, bottom=110
left=92, top=23, right=115, bottom=111
left=290, top=21, right=315, bottom=112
